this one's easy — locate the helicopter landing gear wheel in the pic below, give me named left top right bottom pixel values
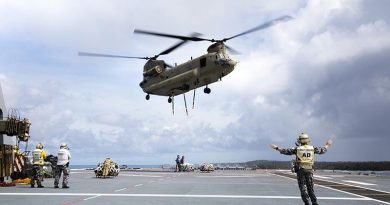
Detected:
left=146, top=94, right=150, bottom=100
left=168, top=97, right=172, bottom=103
left=204, top=87, right=211, bottom=94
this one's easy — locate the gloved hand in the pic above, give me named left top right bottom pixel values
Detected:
left=325, top=138, right=333, bottom=148
left=270, top=144, right=278, bottom=150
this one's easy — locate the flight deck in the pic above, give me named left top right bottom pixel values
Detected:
left=0, top=170, right=389, bottom=205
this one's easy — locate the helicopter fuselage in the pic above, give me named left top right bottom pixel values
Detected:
left=139, top=51, right=236, bottom=97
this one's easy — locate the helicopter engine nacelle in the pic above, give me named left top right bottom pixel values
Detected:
left=143, top=66, right=164, bottom=77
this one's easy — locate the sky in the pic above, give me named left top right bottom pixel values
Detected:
left=0, top=0, right=389, bottom=165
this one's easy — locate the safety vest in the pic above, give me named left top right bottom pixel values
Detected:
left=296, top=145, right=314, bottom=169
left=32, top=149, right=45, bottom=165
left=57, top=148, right=71, bottom=166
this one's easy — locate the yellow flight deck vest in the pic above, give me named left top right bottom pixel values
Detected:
left=296, top=145, right=315, bottom=169
left=32, top=149, right=46, bottom=165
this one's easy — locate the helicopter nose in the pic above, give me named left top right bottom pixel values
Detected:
left=228, top=60, right=237, bottom=67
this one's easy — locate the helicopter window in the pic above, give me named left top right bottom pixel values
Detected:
left=200, top=57, right=206, bottom=67
left=224, top=52, right=230, bottom=59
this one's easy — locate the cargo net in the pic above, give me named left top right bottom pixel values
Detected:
left=199, top=163, right=215, bottom=172
left=94, top=161, right=120, bottom=178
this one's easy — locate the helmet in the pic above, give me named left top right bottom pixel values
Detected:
left=60, top=143, right=68, bottom=149
left=298, top=133, right=310, bottom=145
left=36, top=143, right=43, bottom=149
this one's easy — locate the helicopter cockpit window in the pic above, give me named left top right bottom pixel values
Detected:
left=224, top=52, right=230, bottom=59
left=218, top=53, right=226, bottom=59
left=218, top=52, right=230, bottom=60
left=200, top=57, right=206, bottom=67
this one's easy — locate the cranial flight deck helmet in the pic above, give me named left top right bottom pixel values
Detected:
left=298, top=133, right=310, bottom=145
left=60, top=143, right=68, bottom=149
left=36, top=143, right=43, bottom=149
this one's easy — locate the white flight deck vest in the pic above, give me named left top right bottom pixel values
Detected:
left=296, top=145, right=315, bottom=169
left=57, top=148, right=71, bottom=166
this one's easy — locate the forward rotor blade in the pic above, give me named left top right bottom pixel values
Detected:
left=78, top=52, right=149, bottom=59
left=225, top=45, right=241, bottom=55
left=223, top=15, right=293, bottom=42
left=134, top=29, right=207, bottom=42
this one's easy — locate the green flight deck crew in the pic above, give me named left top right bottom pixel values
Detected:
left=270, top=133, right=333, bottom=205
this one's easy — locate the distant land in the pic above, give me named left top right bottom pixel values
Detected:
left=215, top=160, right=390, bottom=171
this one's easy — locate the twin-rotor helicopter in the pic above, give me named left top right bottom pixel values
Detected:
left=79, top=16, right=292, bottom=114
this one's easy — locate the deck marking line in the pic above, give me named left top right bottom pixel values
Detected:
left=272, top=172, right=390, bottom=194
left=269, top=172, right=369, bottom=199
left=134, top=184, right=143, bottom=187
left=83, top=195, right=101, bottom=201
left=311, top=175, right=390, bottom=194
left=343, top=180, right=377, bottom=186
left=197, top=175, right=257, bottom=178
left=271, top=172, right=390, bottom=205
left=114, top=188, right=127, bottom=192
left=0, top=193, right=373, bottom=200
left=314, top=175, right=332, bottom=179
left=121, top=174, right=162, bottom=178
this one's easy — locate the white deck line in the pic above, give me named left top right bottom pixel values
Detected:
left=269, top=172, right=390, bottom=205
left=0, top=193, right=373, bottom=200
left=83, top=195, right=101, bottom=200
left=120, top=174, right=162, bottom=178
left=114, top=188, right=127, bottom=192
left=343, top=180, right=377, bottom=186
left=314, top=175, right=390, bottom=194
left=313, top=175, right=332, bottom=179
left=134, top=184, right=143, bottom=187
left=197, top=175, right=258, bottom=178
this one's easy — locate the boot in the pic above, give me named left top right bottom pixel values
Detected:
left=62, top=185, right=69, bottom=189
left=54, top=185, right=59, bottom=188
left=31, top=184, right=35, bottom=188
left=37, top=185, right=44, bottom=188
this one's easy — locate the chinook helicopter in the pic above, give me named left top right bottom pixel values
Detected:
left=79, top=16, right=292, bottom=114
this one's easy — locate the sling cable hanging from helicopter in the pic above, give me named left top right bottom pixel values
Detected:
left=172, top=96, right=175, bottom=115
left=192, top=89, right=196, bottom=109
left=183, top=94, right=188, bottom=116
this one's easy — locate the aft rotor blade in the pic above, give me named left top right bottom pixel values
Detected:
left=157, top=32, right=203, bottom=56
left=164, top=62, right=174, bottom=68
left=78, top=52, right=149, bottom=59
left=222, top=15, right=293, bottom=42
left=158, top=41, right=188, bottom=56
left=134, top=29, right=207, bottom=42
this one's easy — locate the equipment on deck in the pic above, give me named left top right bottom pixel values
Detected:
left=199, top=163, right=215, bottom=172
left=0, top=109, right=32, bottom=181
left=180, top=162, right=194, bottom=172
left=94, top=159, right=120, bottom=178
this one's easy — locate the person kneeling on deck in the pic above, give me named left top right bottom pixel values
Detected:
left=55, top=143, right=71, bottom=188
left=270, top=133, right=333, bottom=205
